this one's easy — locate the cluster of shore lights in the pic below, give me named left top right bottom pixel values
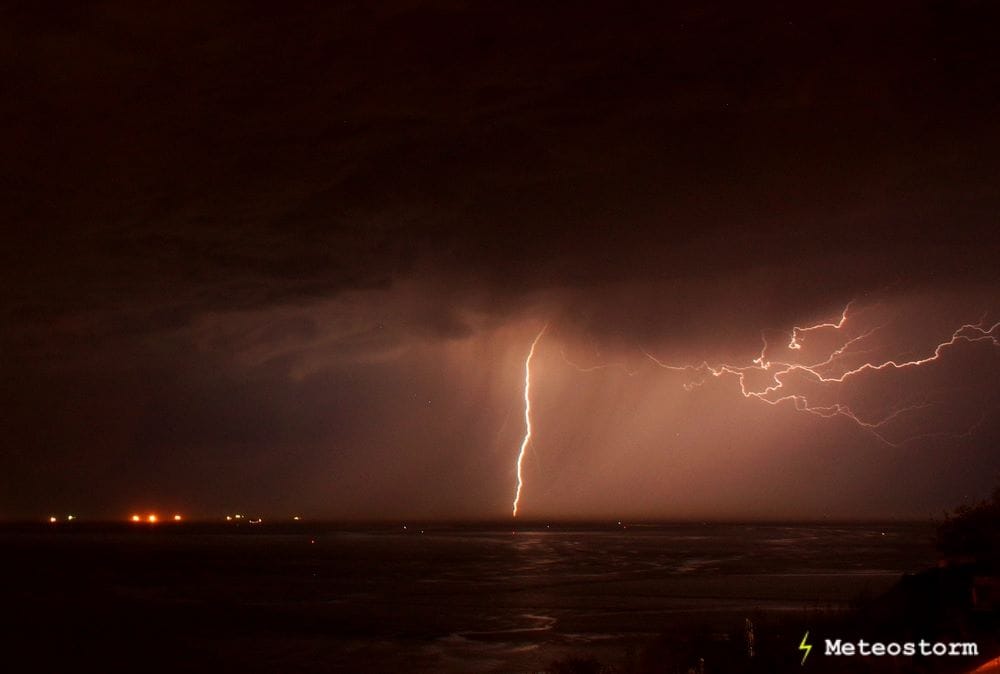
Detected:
left=46, top=514, right=305, bottom=524
left=129, top=513, right=183, bottom=523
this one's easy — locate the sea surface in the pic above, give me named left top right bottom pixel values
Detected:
left=1, top=522, right=937, bottom=672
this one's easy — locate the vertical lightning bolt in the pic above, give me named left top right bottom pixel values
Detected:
left=512, top=326, right=547, bottom=518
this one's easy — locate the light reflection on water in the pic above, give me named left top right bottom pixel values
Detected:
left=288, top=523, right=934, bottom=667
left=9, top=522, right=937, bottom=672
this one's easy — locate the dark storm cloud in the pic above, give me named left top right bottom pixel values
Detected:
left=2, top=1, right=999, bottom=518
left=4, top=0, right=1000, bottom=355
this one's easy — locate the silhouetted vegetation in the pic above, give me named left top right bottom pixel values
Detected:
left=544, top=490, right=1000, bottom=673
left=938, top=483, right=1000, bottom=565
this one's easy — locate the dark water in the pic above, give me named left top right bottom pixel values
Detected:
left=1, top=522, right=937, bottom=672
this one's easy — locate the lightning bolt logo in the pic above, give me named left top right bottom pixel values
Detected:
left=799, top=631, right=812, bottom=665
left=512, top=325, right=547, bottom=518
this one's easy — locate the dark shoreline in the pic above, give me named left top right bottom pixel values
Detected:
left=0, top=518, right=941, bottom=534
left=2, top=522, right=961, bottom=672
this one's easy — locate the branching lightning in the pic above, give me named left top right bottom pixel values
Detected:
left=561, top=348, right=638, bottom=376
left=508, top=304, right=998, bottom=515
left=512, top=326, right=547, bottom=518
left=643, top=306, right=1000, bottom=446
left=789, top=301, right=851, bottom=350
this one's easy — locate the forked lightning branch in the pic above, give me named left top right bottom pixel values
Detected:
left=509, top=304, right=999, bottom=517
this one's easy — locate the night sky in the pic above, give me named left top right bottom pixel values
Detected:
left=3, top=1, right=999, bottom=521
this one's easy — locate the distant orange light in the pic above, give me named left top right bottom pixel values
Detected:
left=131, top=514, right=141, bottom=522
left=48, top=516, right=57, bottom=523
left=147, top=514, right=158, bottom=523
left=173, top=514, right=182, bottom=521
left=226, top=515, right=233, bottom=521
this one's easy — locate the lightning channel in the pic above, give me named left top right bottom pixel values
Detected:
left=789, top=301, right=852, bottom=350
left=561, top=349, right=638, bottom=376
left=512, top=325, right=548, bottom=518
left=640, top=306, right=999, bottom=446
